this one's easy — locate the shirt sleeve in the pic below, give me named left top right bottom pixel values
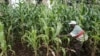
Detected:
left=70, top=25, right=83, bottom=37
left=70, top=32, right=76, bottom=37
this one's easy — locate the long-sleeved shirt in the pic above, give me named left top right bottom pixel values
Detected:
left=70, top=25, right=88, bottom=42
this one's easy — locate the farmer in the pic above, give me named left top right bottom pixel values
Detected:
left=67, top=21, right=88, bottom=42
left=67, top=20, right=88, bottom=56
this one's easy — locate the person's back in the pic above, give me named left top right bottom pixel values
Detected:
left=70, top=25, right=88, bottom=42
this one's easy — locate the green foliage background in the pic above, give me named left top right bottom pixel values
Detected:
left=0, top=0, right=100, bottom=56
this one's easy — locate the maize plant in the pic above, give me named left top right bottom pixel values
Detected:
left=0, top=0, right=100, bottom=56
left=0, top=22, right=7, bottom=56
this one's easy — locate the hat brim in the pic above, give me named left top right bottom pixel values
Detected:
left=69, top=23, right=76, bottom=24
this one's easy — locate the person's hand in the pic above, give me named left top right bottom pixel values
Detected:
left=67, top=33, right=71, bottom=37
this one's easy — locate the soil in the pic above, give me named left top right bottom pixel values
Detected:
left=6, top=37, right=100, bottom=56
left=7, top=35, right=34, bottom=56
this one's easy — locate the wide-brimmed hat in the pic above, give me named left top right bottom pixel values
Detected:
left=69, top=21, right=77, bottom=24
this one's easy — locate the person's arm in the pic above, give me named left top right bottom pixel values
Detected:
left=57, top=35, right=66, bottom=37
left=57, top=33, right=72, bottom=38
left=57, top=34, right=71, bottom=37
left=67, top=33, right=72, bottom=37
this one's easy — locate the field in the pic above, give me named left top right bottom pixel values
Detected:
left=0, top=0, right=100, bottom=56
